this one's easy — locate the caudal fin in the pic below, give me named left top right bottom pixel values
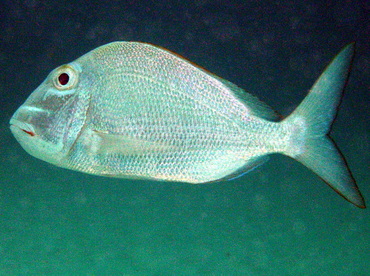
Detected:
left=284, top=43, right=365, bottom=208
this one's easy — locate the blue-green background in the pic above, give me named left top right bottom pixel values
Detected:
left=1, top=0, right=369, bottom=275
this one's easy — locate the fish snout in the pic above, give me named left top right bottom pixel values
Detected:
left=9, top=109, right=65, bottom=165
left=10, top=119, right=36, bottom=137
left=9, top=105, right=50, bottom=137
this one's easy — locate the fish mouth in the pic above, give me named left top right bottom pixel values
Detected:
left=9, top=119, right=36, bottom=137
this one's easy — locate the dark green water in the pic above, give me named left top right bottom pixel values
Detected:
left=1, top=0, right=369, bottom=275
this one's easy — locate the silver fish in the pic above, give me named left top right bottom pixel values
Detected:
left=10, top=42, right=365, bottom=208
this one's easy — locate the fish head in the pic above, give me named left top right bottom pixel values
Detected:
left=10, top=62, right=91, bottom=167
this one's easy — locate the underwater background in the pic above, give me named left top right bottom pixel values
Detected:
left=0, top=0, right=369, bottom=275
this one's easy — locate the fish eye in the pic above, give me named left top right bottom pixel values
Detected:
left=58, top=73, right=69, bottom=85
left=53, top=65, right=79, bottom=90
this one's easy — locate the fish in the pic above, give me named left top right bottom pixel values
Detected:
left=9, top=41, right=365, bottom=208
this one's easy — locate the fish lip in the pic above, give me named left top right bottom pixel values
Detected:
left=9, top=119, right=36, bottom=137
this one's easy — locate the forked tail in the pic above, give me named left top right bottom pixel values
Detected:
left=283, top=43, right=365, bottom=208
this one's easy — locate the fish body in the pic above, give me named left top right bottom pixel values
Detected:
left=10, top=42, right=365, bottom=208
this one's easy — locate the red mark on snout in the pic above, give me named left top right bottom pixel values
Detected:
left=22, top=129, right=35, bottom=136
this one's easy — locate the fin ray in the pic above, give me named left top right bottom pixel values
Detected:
left=216, top=77, right=281, bottom=121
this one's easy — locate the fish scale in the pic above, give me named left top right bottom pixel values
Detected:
left=10, top=42, right=365, bottom=208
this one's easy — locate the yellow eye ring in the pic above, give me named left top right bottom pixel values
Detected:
left=52, top=64, right=79, bottom=90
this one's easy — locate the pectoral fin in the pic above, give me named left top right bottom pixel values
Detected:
left=88, top=129, right=175, bottom=155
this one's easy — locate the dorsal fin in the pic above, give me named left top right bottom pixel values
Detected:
left=217, top=77, right=281, bottom=121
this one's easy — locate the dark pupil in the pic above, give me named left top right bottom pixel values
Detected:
left=58, top=73, right=69, bottom=85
